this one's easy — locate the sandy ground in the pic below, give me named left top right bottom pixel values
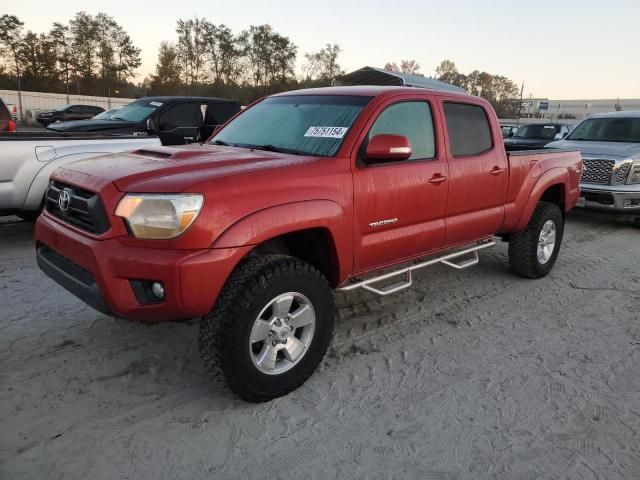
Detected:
left=1, top=210, right=640, bottom=480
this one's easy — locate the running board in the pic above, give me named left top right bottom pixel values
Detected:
left=336, top=239, right=496, bottom=296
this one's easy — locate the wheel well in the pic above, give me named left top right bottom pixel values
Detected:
left=540, top=184, right=565, bottom=212
left=251, top=228, right=339, bottom=286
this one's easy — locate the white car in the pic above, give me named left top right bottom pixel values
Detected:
left=0, top=132, right=161, bottom=220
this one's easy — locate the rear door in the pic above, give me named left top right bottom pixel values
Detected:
left=352, top=96, right=449, bottom=271
left=438, top=98, right=508, bottom=246
left=155, top=102, right=203, bottom=145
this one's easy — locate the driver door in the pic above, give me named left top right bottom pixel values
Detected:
left=352, top=98, right=449, bottom=272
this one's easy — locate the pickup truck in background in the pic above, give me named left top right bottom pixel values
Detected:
left=0, top=132, right=161, bottom=220
left=47, top=96, right=241, bottom=146
left=35, top=86, right=582, bottom=401
left=547, top=110, right=640, bottom=226
left=504, top=123, right=571, bottom=150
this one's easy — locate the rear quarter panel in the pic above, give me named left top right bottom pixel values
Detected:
left=501, top=149, right=582, bottom=232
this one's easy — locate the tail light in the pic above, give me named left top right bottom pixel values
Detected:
left=8, top=120, right=16, bottom=132
left=11, top=105, right=17, bottom=119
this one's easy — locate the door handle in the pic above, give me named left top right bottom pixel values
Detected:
left=428, top=174, right=448, bottom=185
left=489, top=166, right=505, bottom=176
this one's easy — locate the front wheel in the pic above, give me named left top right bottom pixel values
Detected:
left=509, top=201, right=564, bottom=279
left=199, top=254, right=335, bottom=402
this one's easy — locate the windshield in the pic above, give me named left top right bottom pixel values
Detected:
left=211, top=95, right=371, bottom=156
left=567, top=117, right=640, bottom=143
left=110, top=100, right=162, bottom=122
left=55, top=105, right=71, bottom=111
left=514, top=124, right=559, bottom=139
left=93, top=109, right=118, bottom=120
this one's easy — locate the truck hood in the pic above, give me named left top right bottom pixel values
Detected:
left=62, top=144, right=321, bottom=192
left=546, top=139, right=640, bottom=160
left=47, top=119, right=138, bottom=132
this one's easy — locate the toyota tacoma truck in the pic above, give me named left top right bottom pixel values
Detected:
left=546, top=110, right=640, bottom=226
left=35, top=86, right=582, bottom=401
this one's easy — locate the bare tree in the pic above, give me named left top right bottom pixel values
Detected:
left=0, top=14, right=25, bottom=118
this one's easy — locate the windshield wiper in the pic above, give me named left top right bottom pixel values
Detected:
left=212, top=140, right=233, bottom=146
left=249, top=144, right=302, bottom=155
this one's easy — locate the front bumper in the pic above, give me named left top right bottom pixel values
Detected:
left=35, top=212, right=252, bottom=322
left=579, top=183, right=640, bottom=214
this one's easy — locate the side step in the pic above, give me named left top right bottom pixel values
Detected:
left=336, top=239, right=496, bottom=296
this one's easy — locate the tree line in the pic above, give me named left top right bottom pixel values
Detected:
left=0, top=13, right=141, bottom=99
left=144, top=18, right=344, bottom=104
left=1, top=12, right=521, bottom=116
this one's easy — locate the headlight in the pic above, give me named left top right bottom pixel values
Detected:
left=115, top=194, right=204, bottom=239
left=628, top=162, right=640, bottom=184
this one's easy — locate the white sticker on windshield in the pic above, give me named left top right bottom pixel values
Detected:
left=150, top=101, right=163, bottom=107
left=304, top=126, right=348, bottom=139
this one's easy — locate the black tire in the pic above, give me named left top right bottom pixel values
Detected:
left=509, top=201, right=564, bottom=279
left=199, top=254, right=335, bottom=402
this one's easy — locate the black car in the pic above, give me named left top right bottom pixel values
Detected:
left=36, top=104, right=105, bottom=126
left=503, top=123, right=571, bottom=149
left=46, top=96, right=242, bottom=146
left=0, top=98, right=16, bottom=132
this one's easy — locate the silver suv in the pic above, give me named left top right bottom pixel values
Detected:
left=547, top=110, right=640, bottom=226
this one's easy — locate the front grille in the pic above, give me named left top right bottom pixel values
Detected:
left=45, top=180, right=110, bottom=234
left=614, top=162, right=632, bottom=184
left=581, top=159, right=614, bottom=185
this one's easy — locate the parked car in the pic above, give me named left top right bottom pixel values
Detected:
left=500, top=124, right=519, bottom=138
left=47, top=97, right=241, bottom=146
left=504, top=123, right=571, bottom=149
left=35, top=86, right=582, bottom=401
left=0, top=98, right=17, bottom=132
left=36, top=104, right=105, bottom=126
left=547, top=110, right=640, bottom=226
left=0, top=132, right=161, bottom=221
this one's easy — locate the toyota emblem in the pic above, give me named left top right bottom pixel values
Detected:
left=58, top=189, right=71, bottom=211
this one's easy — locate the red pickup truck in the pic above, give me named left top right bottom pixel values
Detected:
left=35, top=86, right=582, bottom=401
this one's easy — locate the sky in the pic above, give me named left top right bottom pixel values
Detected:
left=5, top=0, right=640, bottom=99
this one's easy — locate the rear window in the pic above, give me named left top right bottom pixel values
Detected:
left=443, top=102, right=493, bottom=156
left=513, top=124, right=559, bottom=139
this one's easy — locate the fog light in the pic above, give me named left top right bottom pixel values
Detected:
left=151, top=282, right=165, bottom=300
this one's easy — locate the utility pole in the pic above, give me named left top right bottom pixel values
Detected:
left=516, top=81, right=524, bottom=125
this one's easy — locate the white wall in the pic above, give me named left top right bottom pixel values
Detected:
left=0, top=89, right=135, bottom=122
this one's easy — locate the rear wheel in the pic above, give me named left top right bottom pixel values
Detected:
left=199, top=254, right=335, bottom=402
left=509, top=201, right=564, bottom=278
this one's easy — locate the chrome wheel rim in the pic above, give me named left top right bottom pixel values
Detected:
left=537, top=220, right=557, bottom=264
left=249, top=292, right=316, bottom=375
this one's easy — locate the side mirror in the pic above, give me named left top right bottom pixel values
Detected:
left=146, top=117, right=158, bottom=133
left=554, top=132, right=566, bottom=140
left=365, top=134, right=412, bottom=162
left=508, top=131, right=514, bottom=137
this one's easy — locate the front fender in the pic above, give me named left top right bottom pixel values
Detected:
left=212, top=200, right=353, bottom=282
left=513, top=168, right=570, bottom=232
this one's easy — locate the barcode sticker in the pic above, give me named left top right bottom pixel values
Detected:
left=304, top=126, right=348, bottom=139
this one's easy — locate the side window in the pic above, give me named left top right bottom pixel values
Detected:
left=368, top=101, right=436, bottom=160
left=205, top=102, right=239, bottom=125
left=443, top=102, right=493, bottom=156
left=158, top=103, right=203, bottom=131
